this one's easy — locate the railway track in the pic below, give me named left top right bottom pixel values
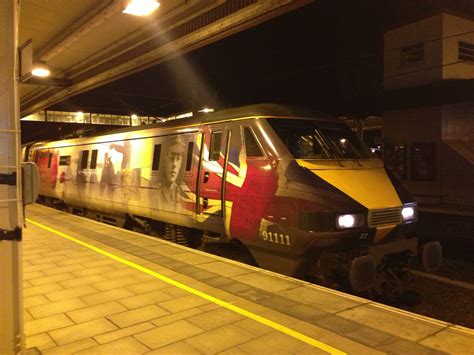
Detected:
left=410, top=269, right=474, bottom=291
left=401, top=258, right=474, bottom=329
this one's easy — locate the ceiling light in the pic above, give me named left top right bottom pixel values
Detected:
left=31, top=62, right=50, bottom=77
left=131, top=114, right=138, bottom=119
left=123, top=0, right=160, bottom=16
left=199, top=108, right=214, bottom=113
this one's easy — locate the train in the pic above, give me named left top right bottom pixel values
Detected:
left=24, top=103, right=442, bottom=298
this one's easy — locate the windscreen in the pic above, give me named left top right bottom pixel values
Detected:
left=269, top=119, right=375, bottom=160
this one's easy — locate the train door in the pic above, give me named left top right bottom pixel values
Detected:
left=197, top=124, right=233, bottom=233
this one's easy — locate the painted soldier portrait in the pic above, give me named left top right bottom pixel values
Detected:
left=157, top=135, right=186, bottom=210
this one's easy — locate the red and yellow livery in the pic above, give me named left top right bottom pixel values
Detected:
left=26, top=104, right=442, bottom=296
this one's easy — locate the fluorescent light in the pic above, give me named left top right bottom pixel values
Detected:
left=131, top=114, right=138, bottom=119
left=123, top=0, right=159, bottom=16
left=199, top=107, right=214, bottom=113
left=75, top=112, right=84, bottom=122
left=175, top=112, right=193, bottom=119
left=31, top=62, right=50, bottom=77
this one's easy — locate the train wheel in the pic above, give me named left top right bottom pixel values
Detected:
left=164, top=224, right=202, bottom=248
left=378, top=269, right=403, bottom=301
left=375, top=267, right=420, bottom=305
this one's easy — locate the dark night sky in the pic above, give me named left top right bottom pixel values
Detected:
left=49, top=0, right=474, bottom=118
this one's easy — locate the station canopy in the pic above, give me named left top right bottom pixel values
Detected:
left=18, top=0, right=310, bottom=118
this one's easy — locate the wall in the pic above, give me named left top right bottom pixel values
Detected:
left=440, top=103, right=474, bottom=206
left=442, top=14, right=474, bottom=80
left=384, top=14, right=443, bottom=90
left=383, top=107, right=442, bottom=203
left=383, top=104, right=474, bottom=208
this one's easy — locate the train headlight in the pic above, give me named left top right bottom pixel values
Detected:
left=401, top=204, right=417, bottom=223
left=336, top=214, right=364, bottom=229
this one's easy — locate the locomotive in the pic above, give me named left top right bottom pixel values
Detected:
left=25, top=104, right=442, bottom=296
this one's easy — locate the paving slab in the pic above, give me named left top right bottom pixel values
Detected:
left=337, top=303, right=443, bottom=341
left=420, top=326, right=474, bottom=354
left=48, top=318, right=118, bottom=345
left=184, top=324, right=257, bottom=353
left=232, top=271, right=302, bottom=293
left=29, top=298, right=88, bottom=319
left=75, top=336, right=150, bottom=354
left=134, top=319, right=204, bottom=349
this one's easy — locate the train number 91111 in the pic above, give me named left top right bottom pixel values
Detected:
left=261, top=230, right=291, bottom=246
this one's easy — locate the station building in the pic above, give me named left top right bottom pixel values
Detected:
left=383, top=10, right=474, bottom=240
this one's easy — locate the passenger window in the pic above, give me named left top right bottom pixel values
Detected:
left=244, top=127, right=264, bottom=157
left=47, top=153, right=52, bottom=168
left=90, top=150, right=98, bottom=169
left=59, top=156, right=71, bottom=166
left=186, top=142, right=194, bottom=171
left=209, top=131, right=222, bottom=161
left=152, top=144, right=162, bottom=171
left=80, top=150, right=89, bottom=169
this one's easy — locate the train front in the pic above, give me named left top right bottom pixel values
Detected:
left=250, top=116, right=442, bottom=297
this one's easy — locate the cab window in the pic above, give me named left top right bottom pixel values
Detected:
left=243, top=127, right=264, bottom=157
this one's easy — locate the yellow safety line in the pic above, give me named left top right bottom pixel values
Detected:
left=26, top=217, right=345, bottom=355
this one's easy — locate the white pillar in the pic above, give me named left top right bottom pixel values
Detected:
left=0, top=0, right=24, bottom=354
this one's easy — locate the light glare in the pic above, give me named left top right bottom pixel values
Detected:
left=338, top=214, right=355, bottom=228
left=199, top=108, right=214, bottom=113
left=31, top=67, right=50, bottom=77
left=402, top=206, right=415, bottom=220
left=123, top=0, right=160, bottom=16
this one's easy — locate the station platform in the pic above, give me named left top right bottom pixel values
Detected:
left=22, top=204, right=474, bottom=354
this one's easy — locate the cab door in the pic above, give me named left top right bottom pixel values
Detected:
left=197, top=125, right=232, bottom=231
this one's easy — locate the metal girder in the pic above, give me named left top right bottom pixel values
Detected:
left=34, top=0, right=122, bottom=62
left=20, top=0, right=312, bottom=117
left=19, top=73, right=72, bottom=87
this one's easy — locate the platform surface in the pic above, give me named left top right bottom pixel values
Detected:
left=22, top=204, right=474, bottom=354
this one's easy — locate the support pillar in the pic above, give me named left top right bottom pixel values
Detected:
left=0, top=1, right=24, bottom=354
left=355, top=117, right=364, bottom=141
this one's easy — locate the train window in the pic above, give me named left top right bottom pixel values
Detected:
left=47, top=153, right=52, bottom=168
left=243, top=127, right=264, bottom=157
left=80, top=150, right=89, bottom=169
left=209, top=131, right=222, bottom=161
left=269, top=120, right=374, bottom=160
left=152, top=144, right=162, bottom=171
left=59, top=156, right=71, bottom=166
left=186, top=142, right=194, bottom=171
left=90, top=150, right=98, bottom=169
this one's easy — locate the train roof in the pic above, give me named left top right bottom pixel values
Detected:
left=197, top=103, right=333, bottom=122
left=29, top=104, right=337, bottom=147
left=97, top=103, right=335, bottom=135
